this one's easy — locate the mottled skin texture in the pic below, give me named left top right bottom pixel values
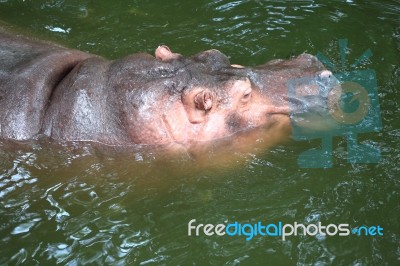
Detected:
left=0, top=29, right=329, bottom=153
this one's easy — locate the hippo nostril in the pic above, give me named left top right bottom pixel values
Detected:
left=319, top=70, right=332, bottom=79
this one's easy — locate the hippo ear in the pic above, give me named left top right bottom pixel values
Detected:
left=155, top=45, right=182, bottom=61
left=182, top=88, right=214, bottom=123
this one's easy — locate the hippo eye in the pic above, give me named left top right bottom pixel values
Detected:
left=242, top=88, right=252, bottom=102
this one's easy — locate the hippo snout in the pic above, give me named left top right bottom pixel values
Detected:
left=287, top=70, right=342, bottom=132
left=287, top=70, right=339, bottom=113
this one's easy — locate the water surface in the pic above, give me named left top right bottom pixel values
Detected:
left=0, top=0, right=399, bottom=265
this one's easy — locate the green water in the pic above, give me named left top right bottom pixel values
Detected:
left=0, top=0, right=399, bottom=265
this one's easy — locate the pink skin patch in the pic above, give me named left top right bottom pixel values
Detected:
left=319, top=70, right=332, bottom=79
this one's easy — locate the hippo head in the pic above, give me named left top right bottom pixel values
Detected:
left=107, top=46, right=333, bottom=148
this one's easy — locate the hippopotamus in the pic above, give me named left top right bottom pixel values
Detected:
left=0, top=28, right=333, bottom=153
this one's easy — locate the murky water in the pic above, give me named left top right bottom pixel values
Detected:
left=0, top=0, right=399, bottom=265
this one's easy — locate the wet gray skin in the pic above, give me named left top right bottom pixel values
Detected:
left=0, top=28, right=333, bottom=151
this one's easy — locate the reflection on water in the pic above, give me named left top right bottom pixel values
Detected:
left=1, top=135, right=399, bottom=264
left=0, top=0, right=399, bottom=265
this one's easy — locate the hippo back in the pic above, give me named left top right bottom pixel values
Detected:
left=0, top=28, right=90, bottom=140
